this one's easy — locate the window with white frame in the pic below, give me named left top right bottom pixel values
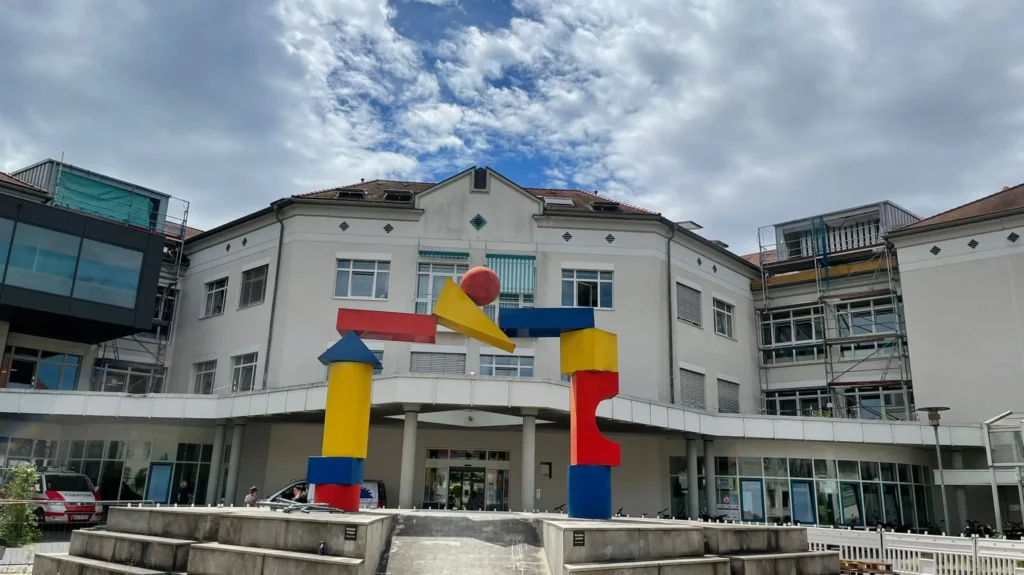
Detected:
left=410, top=352, right=466, bottom=374
left=415, top=263, right=468, bottom=313
left=230, top=353, right=258, bottom=392
left=676, top=283, right=702, bottom=326
left=92, top=360, right=165, bottom=394
left=760, top=306, right=825, bottom=364
left=561, top=269, right=613, bottom=308
left=193, top=360, right=217, bottom=394
left=239, top=265, right=269, bottom=308
left=840, top=385, right=914, bottom=421
left=713, top=299, right=734, bottom=338
left=717, top=379, right=740, bottom=413
left=335, top=259, right=390, bottom=299
left=678, top=368, right=706, bottom=408
left=763, top=388, right=830, bottom=417
left=480, top=355, right=534, bottom=378
left=203, top=278, right=228, bottom=318
left=835, top=297, right=904, bottom=359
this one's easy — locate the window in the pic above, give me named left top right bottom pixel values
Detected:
left=193, top=360, right=217, bottom=394
left=239, top=265, right=269, bottom=308
left=561, top=269, right=613, bottom=308
left=0, top=346, right=80, bottom=391
left=836, top=297, right=905, bottom=359
left=717, top=379, right=740, bottom=413
left=760, top=307, right=825, bottom=364
left=480, top=355, right=534, bottom=378
left=713, top=299, right=734, bottom=338
left=676, top=283, right=702, bottom=326
left=91, top=360, right=164, bottom=394
left=203, top=278, right=228, bottom=318
left=678, top=368, right=706, bottom=409
left=416, top=263, right=468, bottom=313
left=72, top=239, right=144, bottom=308
left=335, top=259, right=389, bottom=299
left=6, top=223, right=81, bottom=296
left=483, top=255, right=536, bottom=322
left=230, top=353, right=258, bottom=392
left=763, top=388, right=829, bottom=417
left=410, top=352, right=466, bottom=374
left=840, top=385, right=913, bottom=420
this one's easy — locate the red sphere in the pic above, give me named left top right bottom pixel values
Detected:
left=460, top=266, right=501, bottom=306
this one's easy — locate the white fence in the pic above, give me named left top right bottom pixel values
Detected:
left=806, top=527, right=1024, bottom=575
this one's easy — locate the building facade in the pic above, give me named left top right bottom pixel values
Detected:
left=1, top=165, right=1019, bottom=533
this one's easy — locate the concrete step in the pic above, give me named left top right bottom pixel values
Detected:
left=69, top=528, right=194, bottom=572
left=216, top=508, right=392, bottom=560
left=728, top=551, right=841, bottom=575
left=33, top=552, right=183, bottom=575
left=565, top=556, right=730, bottom=575
left=701, top=524, right=808, bottom=555
left=106, top=505, right=230, bottom=542
left=542, top=519, right=706, bottom=574
left=187, top=542, right=364, bottom=575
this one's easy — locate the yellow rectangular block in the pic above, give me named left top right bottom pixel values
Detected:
left=322, top=361, right=373, bottom=458
left=560, top=328, right=618, bottom=375
left=433, top=278, right=516, bottom=353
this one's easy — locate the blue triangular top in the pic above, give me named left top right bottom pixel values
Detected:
left=318, top=332, right=382, bottom=368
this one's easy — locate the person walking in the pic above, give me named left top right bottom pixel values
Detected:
left=244, top=486, right=260, bottom=507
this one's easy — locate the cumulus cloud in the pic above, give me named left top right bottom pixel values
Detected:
left=1, top=0, right=1023, bottom=252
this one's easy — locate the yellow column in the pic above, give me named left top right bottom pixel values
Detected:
left=322, top=361, right=373, bottom=458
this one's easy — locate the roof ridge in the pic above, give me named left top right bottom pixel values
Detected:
left=906, top=181, right=1024, bottom=229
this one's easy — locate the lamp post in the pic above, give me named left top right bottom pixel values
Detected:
left=918, top=407, right=951, bottom=532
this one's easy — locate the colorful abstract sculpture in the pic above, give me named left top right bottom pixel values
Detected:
left=315, top=265, right=620, bottom=519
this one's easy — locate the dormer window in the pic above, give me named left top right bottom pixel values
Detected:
left=335, top=189, right=367, bottom=200
left=590, top=201, right=620, bottom=212
left=383, top=190, right=413, bottom=202
left=543, top=197, right=574, bottom=208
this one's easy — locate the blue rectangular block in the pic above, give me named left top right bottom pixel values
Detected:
left=499, top=307, right=595, bottom=338
left=306, top=456, right=365, bottom=486
left=567, top=464, right=611, bottom=520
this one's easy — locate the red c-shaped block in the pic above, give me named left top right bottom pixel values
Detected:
left=570, top=371, right=621, bottom=466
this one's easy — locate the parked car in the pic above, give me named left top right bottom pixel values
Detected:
left=0, top=468, right=103, bottom=525
left=264, top=478, right=388, bottom=509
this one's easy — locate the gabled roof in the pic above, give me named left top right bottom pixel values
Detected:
left=0, top=171, right=49, bottom=198
left=742, top=250, right=777, bottom=266
left=295, top=178, right=658, bottom=215
left=891, top=182, right=1024, bottom=236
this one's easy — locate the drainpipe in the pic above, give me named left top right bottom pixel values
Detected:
left=260, top=203, right=286, bottom=390
left=666, top=225, right=677, bottom=403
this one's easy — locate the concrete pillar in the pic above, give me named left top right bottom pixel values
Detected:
left=398, top=404, right=420, bottom=509
left=224, top=420, right=245, bottom=505
left=205, top=422, right=226, bottom=505
left=686, top=438, right=700, bottom=519
left=704, top=438, right=716, bottom=518
left=521, top=408, right=537, bottom=512
left=951, top=450, right=968, bottom=532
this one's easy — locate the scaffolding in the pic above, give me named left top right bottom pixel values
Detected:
left=755, top=211, right=913, bottom=421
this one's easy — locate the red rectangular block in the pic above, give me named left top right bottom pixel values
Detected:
left=314, top=483, right=361, bottom=512
left=337, top=309, right=437, bottom=343
left=570, top=370, right=621, bottom=467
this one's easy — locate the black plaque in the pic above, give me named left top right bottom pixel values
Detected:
left=572, top=531, right=585, bottom=547
left=344, top=526, right=358, bottom=541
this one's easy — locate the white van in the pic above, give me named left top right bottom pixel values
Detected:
left=263, top=478, right=387, bottom=509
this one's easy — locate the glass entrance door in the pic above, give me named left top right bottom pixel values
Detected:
left=791, top=479, right=816, bottom=525
left=448, top=468, right=486, bottom=510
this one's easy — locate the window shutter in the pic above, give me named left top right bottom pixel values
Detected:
left=676, top=283, right=702, bottom=325
left=717, top=379, right=740, bottom=414
left=410, top=352, right=466, bottom=374
left=678, top=369, right=705, bottom=408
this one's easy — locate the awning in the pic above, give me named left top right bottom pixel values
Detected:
left=486, top=254, right=536, bottom=295
left=419, top=250, right=470, bottom=260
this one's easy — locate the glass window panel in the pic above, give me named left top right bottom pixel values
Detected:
left=900, top=484, right=916, bottom=526
left=427, top=449, right=449, bottom=459
left=73, top=240, right=143, bottom=308
left=765, top=479, right=791, bottom=524
left=912, top=465, right=925, bottom=484
left=789, top=459, right=813, bottom=479
left=763, top=458, right=788, bottom=477
left=6, top=223, right=81, bottom=296
left=375, top=272, right=389, bottom=298
left=814, top=459, right=836, bottom=479
left=715, top=457, right=737, bottom=476
left=561, top=280, right=574, bottom=306
left=0, top=218, right=15, bottom=276
left=740, top=479, right=764, bottom=521
left=8, top=438, right=33, bottom=458
left=840, top=482, right=864, bottom=526
left=898, top=464, right=912, bottom=483
left=860, top=461, right=879, bottom=482
left=599, top=280, right=613, bottom=308
left=816, top=481, right=840, bottom=526
left=880, top=462, right=897, bottom=482
left=774, top=324, right=792, bottom=344
left=738, top=457, right=762, bottom=477
left=837, top=461, right=860, bottom=480
left=35, top=362, right=61, bottom=390
left=669, top=456, right=686, bottom=476
left=794, top=320, right=814, bottom=341
left=575, top=270, right=598, bottom=280
left=882, top=483, right=901, bottom=525
left=913, top=485, right=930, bottom=527
left=85, top=440, right=105, bottom=459
left=334, top=270, right=350, bottom=297
left=863, top=483, right=883, bottom=527
left=350, top=272, right=374, bottom=297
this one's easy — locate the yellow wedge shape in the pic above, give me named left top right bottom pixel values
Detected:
left=433, top=278, right=516, bottom=353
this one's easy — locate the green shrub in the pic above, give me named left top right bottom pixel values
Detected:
left=0, top=466, right=41, bottom=547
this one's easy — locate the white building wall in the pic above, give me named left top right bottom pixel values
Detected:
left=892, top=213, right=1024, bottom=424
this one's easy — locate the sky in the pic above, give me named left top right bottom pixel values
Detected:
left=1, top=0, right=1023, bottom=255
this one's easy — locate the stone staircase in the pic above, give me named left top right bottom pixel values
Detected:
left=32, top=506, right=394, bottom=575
left=541, top=518, right=840, bottom=575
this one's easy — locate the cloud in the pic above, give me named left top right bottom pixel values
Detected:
left=1, top=0, right=1023, bottom=253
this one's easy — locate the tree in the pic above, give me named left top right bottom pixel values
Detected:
left=0, top=466, right=42, bottom=547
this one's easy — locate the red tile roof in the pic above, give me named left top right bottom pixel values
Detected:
left=742, top=250, right=776, bottom=266
left=294, top=178, right=659, bottom=215
left=0, top=171, right=48, bottom=196
left=898, top=182, right=1024, bottom=232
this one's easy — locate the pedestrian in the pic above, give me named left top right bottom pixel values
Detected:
left=176, top=479, right=192, bottom=505
left=244, top=486, right=259, bottom=507
left=293, top=485, right=308, bottom=504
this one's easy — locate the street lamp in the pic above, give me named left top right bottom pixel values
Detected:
left=917, top=406, right=951, bottom=533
